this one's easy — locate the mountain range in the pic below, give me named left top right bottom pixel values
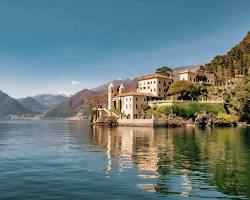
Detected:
left=0, top=90, right=32, bottom=118
left=17, top=97, right=46, bottom=112
left=33, top=94, right=69, bottom=110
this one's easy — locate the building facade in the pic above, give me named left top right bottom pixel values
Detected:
left=108, top=71, right=174, bottom=119
left=137, top=73, right=173, bottom=99
left=179, top=70, right=215, bottom=85
left=108, top=83, right=154, bottom=119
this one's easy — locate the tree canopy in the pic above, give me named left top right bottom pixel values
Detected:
left=204, top=31, right=250, bottom=85
left=225, top=77, right=250, bottom=122
left=156, top=66, right=173, bottom=73
left=167, top=80, right=199, bottom=100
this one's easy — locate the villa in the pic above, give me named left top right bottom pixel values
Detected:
left=179, top=70, right=215, bottom=84
left=94, top=68, right=217, bottom=124
left=137, top=72, right=173, bottom=99
left=106, top=70, right=177, bottom=119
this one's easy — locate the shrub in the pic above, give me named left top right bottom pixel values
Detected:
left=216, top=112, right=239, bottom=123
left=157, top=103, right=225, bottom=118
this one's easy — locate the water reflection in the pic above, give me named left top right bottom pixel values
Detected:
left=91, top=126, right=250, bottom=199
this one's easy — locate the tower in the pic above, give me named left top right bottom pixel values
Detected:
left=119, top=84, right=125, bottom=95
left=108, top=83, right=114, bottom=110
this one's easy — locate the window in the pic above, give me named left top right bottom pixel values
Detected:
left=136, top=97, right=138, bottom=101
left=190, top=78, right=192, bottom=81
left=194, top=78, right=196, bottom=82
left=139, top=87, right=142, bottom=90
left=143, top=87, right=146, bottom=89
left=154, top=81, right=155, bottom=84
left=148, top=82, right=150, bottom=84
left=136, top=104, right=138, bottom=109
left=159, top=88, right=161, bottom=92
left=151, top=89, right=152, bottom=92
left=159, top=81, right=161, bottom=84
left=126, top=105, right=128, bottom=109
left=154, top=88, right=156, bottom=92
left=147, top=86, right=150, bottom=89
left=169, top=82, right=171, bottom=85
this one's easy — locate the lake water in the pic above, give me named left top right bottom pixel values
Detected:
left=0, top=120, right=250, bottom=200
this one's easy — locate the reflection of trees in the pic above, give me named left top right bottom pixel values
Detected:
left=90, top=125, right=250, bottom=198
left=203, top=128, right=250, bottom=198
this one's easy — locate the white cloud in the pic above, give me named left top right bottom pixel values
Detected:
left=71, top=80, right=80, bottom=85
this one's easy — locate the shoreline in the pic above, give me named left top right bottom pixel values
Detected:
left=2, top=117, right=250, bottom=128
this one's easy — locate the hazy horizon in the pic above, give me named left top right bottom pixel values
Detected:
left=0, top=0, right=250, bottom=98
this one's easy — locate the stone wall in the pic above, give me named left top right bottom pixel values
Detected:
left=118, top=118, right=167, bottom=127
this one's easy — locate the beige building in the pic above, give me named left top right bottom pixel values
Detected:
left=107, top=71, right=174, bottom=119
left=109, top=83, right=154, bottom=119
left=179, top=70, right=215, bottom=85
left=115, top=92, right=154, bottom=119
left=137, top=73, right=173, bottom=99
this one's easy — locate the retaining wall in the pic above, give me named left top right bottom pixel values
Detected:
left=118, top=118, right=167, bottom=127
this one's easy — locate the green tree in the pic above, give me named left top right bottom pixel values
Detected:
left=167, top=80, right=199, bottom=100
left=225, top=77, right=250, bottom=122
left=156, top=66, right=173, bottom=73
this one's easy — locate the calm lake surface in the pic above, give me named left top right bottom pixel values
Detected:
left=0, top=120, right=250, bottom=200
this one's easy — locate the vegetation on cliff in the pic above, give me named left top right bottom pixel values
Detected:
left=224, top=77, right=250, bottom=122
left=156, top=103, right=224, bottom=119
left=204, top=31, right=250, bottom=85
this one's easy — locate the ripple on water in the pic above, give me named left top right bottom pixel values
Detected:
left=0, top=121, right=250, bottom=200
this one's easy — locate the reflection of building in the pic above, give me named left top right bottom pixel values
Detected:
left=179, top=70, right=215, bottom=85
left=91, top=126, right=174, bottom=173
left=119, top=129, right=134, bottom=169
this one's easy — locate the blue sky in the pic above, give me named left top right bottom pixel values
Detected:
left=0, top=0, right=250, bottom=98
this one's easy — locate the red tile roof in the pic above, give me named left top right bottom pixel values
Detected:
left=138, top=73, right=171, bottom=81
left=116, top=92, right=155, bottom=97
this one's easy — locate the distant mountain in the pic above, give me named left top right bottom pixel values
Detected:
left=46, top=89, right=98, bottom=118
left=0, top=90, right=32, bottom=118
left=33, top=94, right=69, bottom=110
left=205, top=31, right=250, bottom=84
left=18, top=97, right=46, bottom=112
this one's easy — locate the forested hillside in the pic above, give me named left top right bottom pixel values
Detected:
left=205, top=31, right=250, bottom=84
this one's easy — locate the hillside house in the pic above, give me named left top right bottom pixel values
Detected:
left=179, top=70, right=215, bottom=85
